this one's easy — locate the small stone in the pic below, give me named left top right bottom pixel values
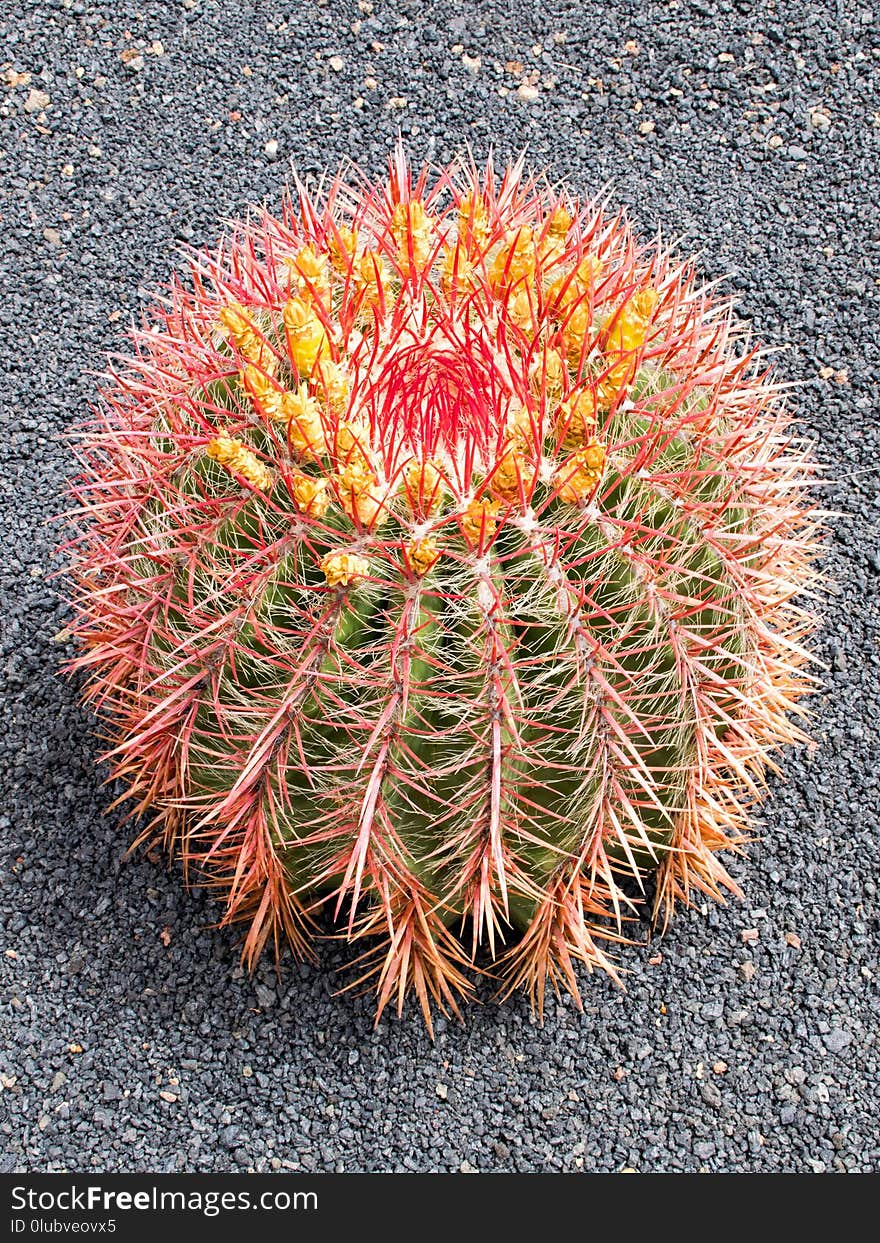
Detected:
left=435, top=1082, right=448, bottom=1100
left=264, top=139, right=279, bottom=160
left=328, top=56, right=344, bottom=72
left=149, top=41, right=165, bottom=56
left=768, top=134, right=783, bottom=148
left=459, top=1160, right=477, bottom=1173
left=787, top=145, right=809, bottom=160
left=159, top=1090, right=178, bottom=1103
left=712, top=1061, right=728, bottom=1074
left=809, top=108, right=831, bottom=131
left=24, top=87, right=50, bottom=112
left=785, top=931, right=802, bottom=949
left=120, top=49, right=145, bottom=72
left=517, top=83, right=540, bottom=102
left=823, top=1028, right=852, bottom=1054
left=741, top=928, right=759, bottom=944
left=51, top=1072, right=66, bottom=1091
left=462, top=54, right=481, bottom=72
left=780, top=1105, right=797, bottom=1124
left=639, top=119, right=656, bottom=135
left=242, top=1065, right=253, bottom=1078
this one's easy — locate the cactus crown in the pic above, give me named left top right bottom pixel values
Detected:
left=67, top=147, right=820, bottom=1030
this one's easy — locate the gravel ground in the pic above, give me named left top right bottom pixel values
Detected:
left=1, top=0, right=878, bottom=1175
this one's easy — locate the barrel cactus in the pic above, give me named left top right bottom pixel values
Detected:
left=66, top=148, right=819, bottom=1029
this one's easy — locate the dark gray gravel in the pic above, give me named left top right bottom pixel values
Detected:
left=1, top=0, right=878, bottom=1174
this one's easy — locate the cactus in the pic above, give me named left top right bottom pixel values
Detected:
left=66, top=148, right=820, bottom=1029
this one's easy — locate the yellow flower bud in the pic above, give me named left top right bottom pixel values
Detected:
left=218, top=303, right=276, bottom=372
left=460, top=497, right=501, bottom=546
left=281, top=385, right=326, bottom=459
left=406, top=536, right=441, bottom=577
left=555, top=389, right=598, bottom=450
left=490, top=446, right=527, bottom=502
left=529, top=348, right=567, bottom=400
left=547, top=206, right=573, bottom=239
left=290, top=471, right=330, bottom=518
left=288, top=244, right=331, bottom=297
left=240, top=365, right=284, bottom=420
left=334, top=419, right=372, bottom=469
left=283, top=296, right=330, bottom=376
left=601, top=288, right=658, bottom=389
left=391, top=200, right=434, bottom=275
left=548, top=254, right=603, bottom=311
left=329, top=225, right=358, bottom=274
left=508, top=286, right=535, bottom=333
left=457, top=191, right=491, bottom=251
left=354, top=249, right=388, bottom=308
left=441, top=242, right=476, bottom=295
left=553, top=440, right=607, bottom=504
left=336, top=460, right=387, bottom=527
left=505, top=403, right=542, bottom=456
left=314, top=359, right=350, bottom=413
left=562, top=301, right=593, bottom=367
left=404, top=458, right=446, bottom=515
left=321, top=549, right=369, bottom=588
left=490, top=226, right=536, bottom=290
left=205, top=435, right=273, bottom=492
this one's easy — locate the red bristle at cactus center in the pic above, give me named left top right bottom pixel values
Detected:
left=66, top=148, right=821, bottom=1029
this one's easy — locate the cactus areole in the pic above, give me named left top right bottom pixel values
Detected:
left=67, top=149, right=820, bottom=1029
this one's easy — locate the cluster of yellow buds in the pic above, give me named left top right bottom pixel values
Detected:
left=205, top=434, right=273, bottom=492
left=218, top=303, right=276, bottom=373
left=404, top=458, right=446, bottom=516
left=321, top=549, right=369, bottom=588
left=391, top=200, right=435, bottom=276
left=555, top=389, right=598, bottom=450
left=405, top=536, right=441, bottom=577
left=283, top=296, right=330, bottom=377
left=553, top=440, right=607, bottom=504
left=289, top=471, right=330, bottom=518
left=460, top=497, right=501, bottom=546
